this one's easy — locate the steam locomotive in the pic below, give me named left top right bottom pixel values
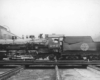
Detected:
left=0, top=34, right=100, bottom=60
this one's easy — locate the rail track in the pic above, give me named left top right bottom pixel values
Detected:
left=0, top=69, right=11, bottom=75
left=0, top=65, right=99, bottom=80
left=0, top=66, right=24, bottom=80
left=1, top=60, right=100, bottom=66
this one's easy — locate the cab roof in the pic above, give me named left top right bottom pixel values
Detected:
left=46, top=34, right=64, bottom=38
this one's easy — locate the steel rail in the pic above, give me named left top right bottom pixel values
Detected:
left=0, top=66, right=24, bottom=80
left=1, top=60, right=100, bottom=65
left=55, top=65, right=61, bottom=80
left=87, top=65, right=100, bottom=75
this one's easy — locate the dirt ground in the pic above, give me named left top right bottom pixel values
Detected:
left=7, top=69, right=55, bottom=80
left=61, top=69, right=100, bottom=80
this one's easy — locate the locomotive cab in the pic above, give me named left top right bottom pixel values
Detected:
left=45, top=34, right=64, bottom=60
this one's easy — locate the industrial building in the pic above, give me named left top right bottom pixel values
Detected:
left=0, top=25, right=20, bottom=39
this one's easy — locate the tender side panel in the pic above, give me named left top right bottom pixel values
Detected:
left=63, top=42, right=97, bottom=51
left=63, top=36, right=97, bottom=51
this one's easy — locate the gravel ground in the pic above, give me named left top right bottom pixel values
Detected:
left=7, top=69, right=55, bottom=80
left=60, top=69, right=100, bottom=80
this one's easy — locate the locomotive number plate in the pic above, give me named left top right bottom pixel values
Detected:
left=80, top=43, right=89, bottom=51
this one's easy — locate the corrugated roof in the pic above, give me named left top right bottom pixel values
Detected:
left=0, top=25, right=7, bottom=30
left=6, top=30, right=21, bottom=39
left=0, top=25, right=21, bottom=39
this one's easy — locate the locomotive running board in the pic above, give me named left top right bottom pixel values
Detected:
left=0, top=60, right=100, bottom=65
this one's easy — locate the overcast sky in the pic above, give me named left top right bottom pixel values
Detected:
left=0, top=0, right=100, bottom=38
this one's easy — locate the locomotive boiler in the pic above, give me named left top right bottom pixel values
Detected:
left=0, top=39, right=30, bottom=60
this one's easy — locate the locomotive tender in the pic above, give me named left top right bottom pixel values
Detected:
left=61, top=36, right=100, bottom=60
